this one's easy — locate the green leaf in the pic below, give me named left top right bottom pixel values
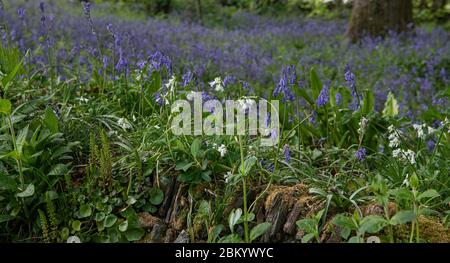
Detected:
left=417, top=189, right=440, bottom=203
left=409, top=173, right=419, bottom=189
left=124, top=228, right=145, bottom=241
left=250, top=222, right=271, bottom=242
left=390, top=210, right=416, bottom=225
left=48, top=163, right=69, bottom=176
left=95, top=212, right=106, bottom=222
left=190, top=138, right=201, bottom=158
left=149, top=187, right=164, bottom=205
left=0, top=99, right=11, bottom=115
left=71, top=220, right=81, bottom=232
left=0, top=175, right=17, bottom=190
left=301, top=233, right=315, bottom=243
left=359, top=216, right=387, bottom=234
left=382, top=92, right=399, bottom=118
left=309, top=68, right=323, bottom=100
left=1, top=50, right=25, bottom=89
left=241, top=156, right=257, bottom=176
left=119, top=220, right=128, bottom=232
left=16, top=184, right=35, bottom=198
left=78, top=204, right=92, bottom=218
left=296, top=218, right=316, bottom=234
left=208, top=224, right=224, bottom=243
left=332, top=214, right=357, bottom=230
left=0, top=214, right=14, bottom=223
left=104, top=214, right=118, bottom=228
left=228, top=208, right=242, bottom=233
left=362, top=89, right=375, bottom=115
left=43, top=108, right=59, bottom=133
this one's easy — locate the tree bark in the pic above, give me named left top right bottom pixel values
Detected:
left=346, top=0, right=413, bottom=42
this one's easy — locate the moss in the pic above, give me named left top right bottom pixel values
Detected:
left=395, top=216, right=449, bottom=243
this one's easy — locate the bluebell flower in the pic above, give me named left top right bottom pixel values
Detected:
left=154, top=92, right=164, bottom=106
left=344, top=64, right=360, bottom=109
left=316, top=85, right=329, bottom=107
left=355, top=147, right=366, bottom=162
left=223, top=75, right=236, bottom=87
left=181, top=71, right=193, bottom=87
left=283, top=145, right=291, bottom=163
left=335, top=92, right=342, bottom=106
left=309, top=110, right=317, bottom=124
left=17, top=8, right=25, bottom=20
left=39, top=2, right=45, bottom=13
left=427, top=140, right=435, bottom=152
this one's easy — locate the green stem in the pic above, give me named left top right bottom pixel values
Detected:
left=238, top=136, right=249, bottom=243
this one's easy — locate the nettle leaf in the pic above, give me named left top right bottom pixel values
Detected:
left=359, top=216, right=387, bottom=234
left=390, top=210, right=416, bottom=225
left=301, top=233, right=315, bottom=243
left=43, top=108, right=59, bottom=133
left=0, top=99, right=12, bottom=115
left=78, top=204, right=92, bottom=218
left=382, top=92, right=399, bottom=118
left=48, top=163, right=69, bottom=176
left=16, top=184, right=34, bottom=198
left=190, top=138, right=201, bottom=158
left=149, top=188, right=164, bottom=205
left=250, top=222, right=271, bottom=242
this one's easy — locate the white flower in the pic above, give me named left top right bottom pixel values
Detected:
left=118, top=117, right=132, bottom=130
left=388, top=125, right=400, bottom=148
left=358, top=117, right=368, bottom=136
left=209, top=77, right=224, bottom=92
left=392, top=149, right=416, bottom=165
left=402, top=174, right=410, bottom=187
left=413, top=123, right=426, bottom=139
left=154, top=125, right=160, bottom=129
left=165, top=76, right=177, bottom=92
left=79, top=96, right=89, bottom=103
left=427, top=126, right=436, bottom=135
left=217, top=144, right=227, bottom=157
left=224, top=171, right=233, bottom=183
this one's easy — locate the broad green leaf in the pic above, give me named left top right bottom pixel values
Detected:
left=359, top=215, right=387, bottom=234
left=296, top=218, right=316, bottom=234
left=362, top=89, right=375, bottom=115
left=71, top=220, right=81, bottom=232
left=241, top=156, right=257, bottom=176
left=95, top=212, right=106, bottom=222
left=390, top=210, right=416, bottom=225
left=48, top=164, right=69, bottom=176
left=382, top=92, right=399, bottom=118
left=250, top=222, right=271, bottom=242
left=218, top=233, right=244, bottom=243
left=190, top=138, right=201, bottom=158
left=208, top=224, right=224, bottom=243
left=417, top=189, right=440, bottom=202
left=0, top=99, right=11, bottom=115
left=43, top=108, right=59, bottom=133
left=228, top=208, right=242, bottom=233
left=309, top=68, right=322, bottom=99
left=301, top=233, right=315, bottom=243
left=78, top=204, right=92, bottom=218
left=16, top=184, right=34, bottom=198
left=0, top=175, right=17, bottom=190
left=149, top=187, right=164, bottom=205
left=0, top=214, right=14, bottom=223
left=104, top=214, right=118, bottom=228
left=124, top=228, right=145, bottom=241
left=332, top=214, right=357, bottom=230
left=119, top=220, right=128, bottom=232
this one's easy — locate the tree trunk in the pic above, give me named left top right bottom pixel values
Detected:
left=346, top=0, right=413, bottom=42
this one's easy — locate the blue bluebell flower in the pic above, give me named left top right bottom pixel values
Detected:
left=316, top=85, right=330, bottom=107
left=283, top=144, right=291, bottom=163
left=355, top=147, right=366, bottom=162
